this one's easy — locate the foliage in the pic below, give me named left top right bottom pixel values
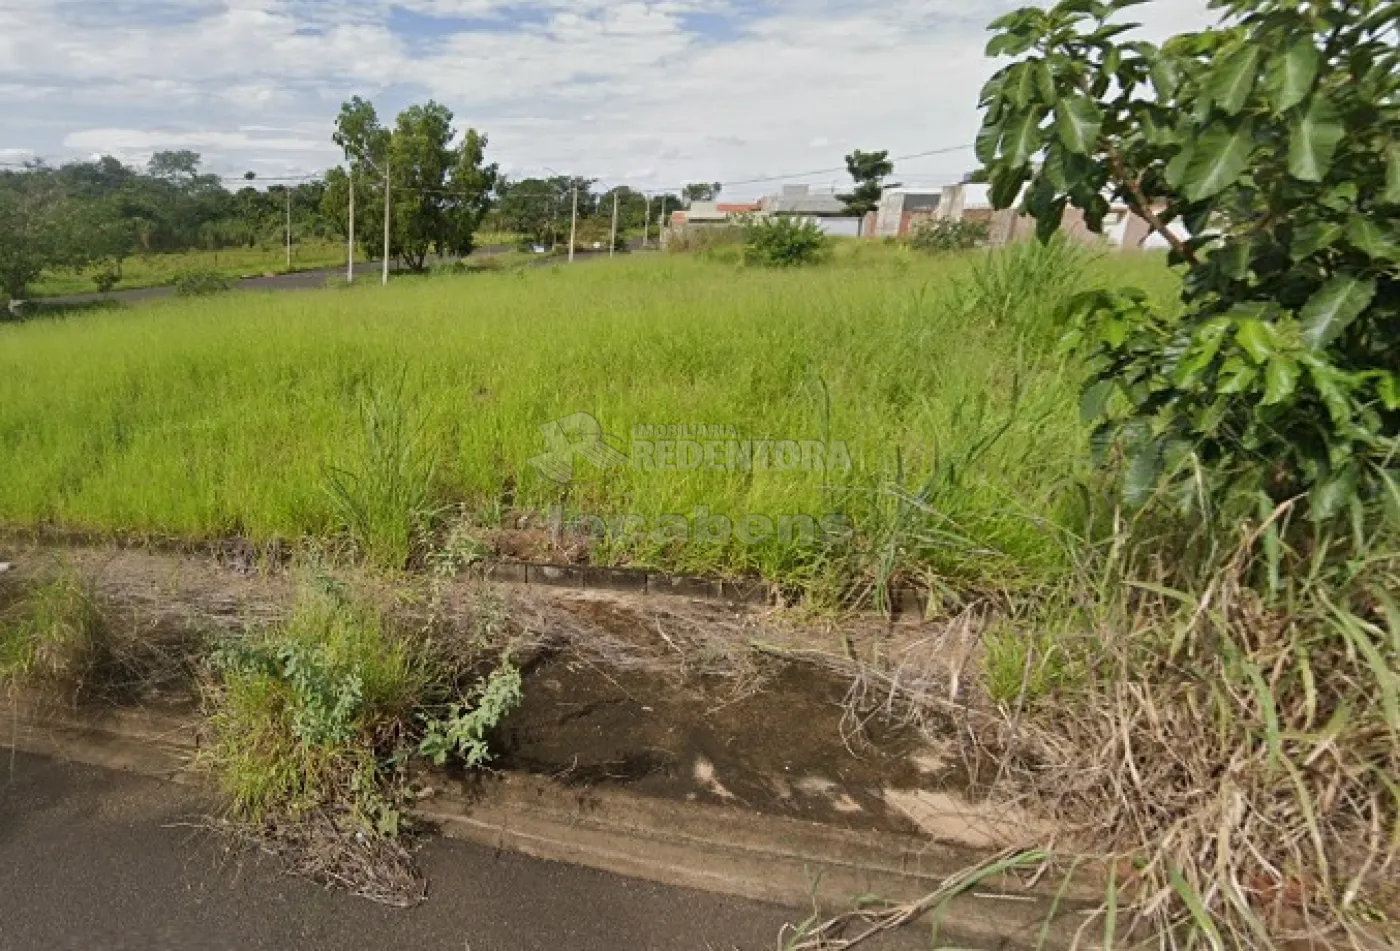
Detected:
left=171, top=266, right=235, bottom=297
left=742, top=216, right=830, bottom=267
left=203, top=582, right=523, bottom=905
left=907, top=217, right=990, bottom=253
left=980, top=516, right=1400, bottom=948
left=959, top=234, right=1094, bottom=339
left=325, top=98, right=499, bottom=272
left=682, top=182, right=723, bottom=205
left=0, top=565, right=108, bottom=696
left=978, top=0, right=1400, bottom=524
left=837, top=149, right=899, bottom=229
left=322, top=383, right=440, bottom=571
left=205, top=586, right=428, bottom=826
left=0, top=169, right=88, bottom=299
left=418, top=663, right=522, bottom=767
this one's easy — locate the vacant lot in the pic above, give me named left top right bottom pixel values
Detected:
left=0, top=245, right=1175, bottom=590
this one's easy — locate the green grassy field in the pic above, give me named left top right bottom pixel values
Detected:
left=30, top=240, right=350, bottom=298
left=0, top=244, right=1178, bottom=589
left=28, top=232, right=525, bottom=298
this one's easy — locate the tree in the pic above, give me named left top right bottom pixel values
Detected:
left=837, top=150, right=898, bottom=233
left=328, top=97, right=497, bottom=270
left=496, top=176, right=593, bottom=248
left=978, top=0, right=1400, bottom=523
left=0, top=168, right=86, bottom=301
left=682, top=182, right=723, bottom=205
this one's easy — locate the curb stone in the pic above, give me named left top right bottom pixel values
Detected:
left=4, top=697, right=1092, bottom=950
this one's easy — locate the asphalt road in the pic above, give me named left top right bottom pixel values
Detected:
left=0, top=752, right=796, bottom=951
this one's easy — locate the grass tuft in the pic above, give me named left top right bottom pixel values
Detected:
left=0, top=564, right=109, bottom=698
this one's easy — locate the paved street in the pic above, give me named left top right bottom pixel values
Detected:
left=0, top=752, right=796, bottom=951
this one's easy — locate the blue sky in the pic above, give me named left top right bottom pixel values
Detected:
left=0, top=0, right=1213, bottom=198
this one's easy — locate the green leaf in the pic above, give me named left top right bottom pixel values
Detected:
left=1235, top=319, right=1279, bottom=363
left=1124, top=439, right=1161, bottom=509
left=1263, top=39, right=1319, bottom=114
left=1386, top=144, right=1400, bottom=205
left=1311, top=466, right=1358, bottom=522
left=1345, top=217, right=1400, bottom=260
left=1288, top=96, right=1345, bottom=182
left=1300, top=274, right=1377, bottom=350
left=1006, top=63, right=1036, bottom=108
left=1182, top=122, right=1254, bottom=201
left=1207, top=45, right=1261, bottom=116
left=975, top=119, right=1003, bottom=165
left=1217, top=356, right=1258, bottom=394
left=1379, top=373, right=1400, bottom=411
left=1263, top=356, right=1299, bottom=405
left=1150, top=57, right=1182, bottom=101
left=1290, top=221, right=1343, bottom=259
left=1034, top=60, right=1057, bottom=105
left=990, top=163, right=1029, bottom=209
left=1080, top=379, right=1115, bottom=423
left=1054, top=97, right=1104, bottom=155
left=1002, top=109, right=1044, bottom=168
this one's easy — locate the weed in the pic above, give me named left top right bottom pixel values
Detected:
left=908, top=217, right=989, bottom=253
left=958, top=234, right=1094, bottom=342
left=418, top=663, right=522, bottom=767
left=0, top=566, right=109, bottom=698
left=322, top=381, right=440, bottom=572
left=171, top=267, right=235, bottom=297
left=201, top=581, right=524, bottom=904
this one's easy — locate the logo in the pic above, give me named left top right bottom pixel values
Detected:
left=528, top=413, right=630, bottom=485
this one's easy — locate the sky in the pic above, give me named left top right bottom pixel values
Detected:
left=0, top=0, right=1216, bottom=199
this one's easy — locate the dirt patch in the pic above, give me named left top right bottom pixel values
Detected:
left=2, top=543, right=1005, bottom=841
left=490, top=593, right=972, bottom=834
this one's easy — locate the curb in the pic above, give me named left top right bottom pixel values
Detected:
left=4, top=698, right=1090, bottom=949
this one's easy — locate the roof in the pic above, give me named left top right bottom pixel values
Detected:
left=760, top=186, right=850, bottom=217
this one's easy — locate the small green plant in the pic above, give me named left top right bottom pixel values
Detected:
left=323, top=383, right=440, bottom=571
left=959, top=234, right=1093, bottom=335
left=908, top=217, right=990, bottom=253
left=171, top=266, right=234, bottom=297
left=419, top=663, right=522, bottom=767
left=0, top=566, right=108, bottom=697
left=981, top=626, right=1075, bottom=706
left=205, top=587, right=426, bottom=824
left=202, top=581, right=525, bottom=902
left=742, top=216, right=830, bottom=267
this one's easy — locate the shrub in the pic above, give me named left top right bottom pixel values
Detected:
left=742, top=217, right=829, bottom=267
left=202, top=583, right=523, bottom=901
left=171, top=267, right=234, bottom=297
left=908, top=218, right=990, bottom=253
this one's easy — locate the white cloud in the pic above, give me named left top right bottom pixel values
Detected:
left=0, top=0, right=1215, bottom=194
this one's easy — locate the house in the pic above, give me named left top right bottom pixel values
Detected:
left=872, top=191, right=943, bottom=238
left=665, top=186, right=861, bottom=241
left=935, top=183, right=1181, bottom=251
left=758, top=185, right=861, bottom=237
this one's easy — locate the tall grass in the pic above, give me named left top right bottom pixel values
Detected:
left=0, top=247, right=1176, bottom=590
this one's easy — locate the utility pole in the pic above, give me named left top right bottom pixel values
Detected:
left=347, top=167, right=355, bottom=284
left=285, top=187, right=292, bottom=270
left=568, top=183, right=578, bottom=263
left=382, top=162, right=391, bottom=286
left=609, top=191, right=619, bottom=258
left=642, top=194, right=651, bottom=249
